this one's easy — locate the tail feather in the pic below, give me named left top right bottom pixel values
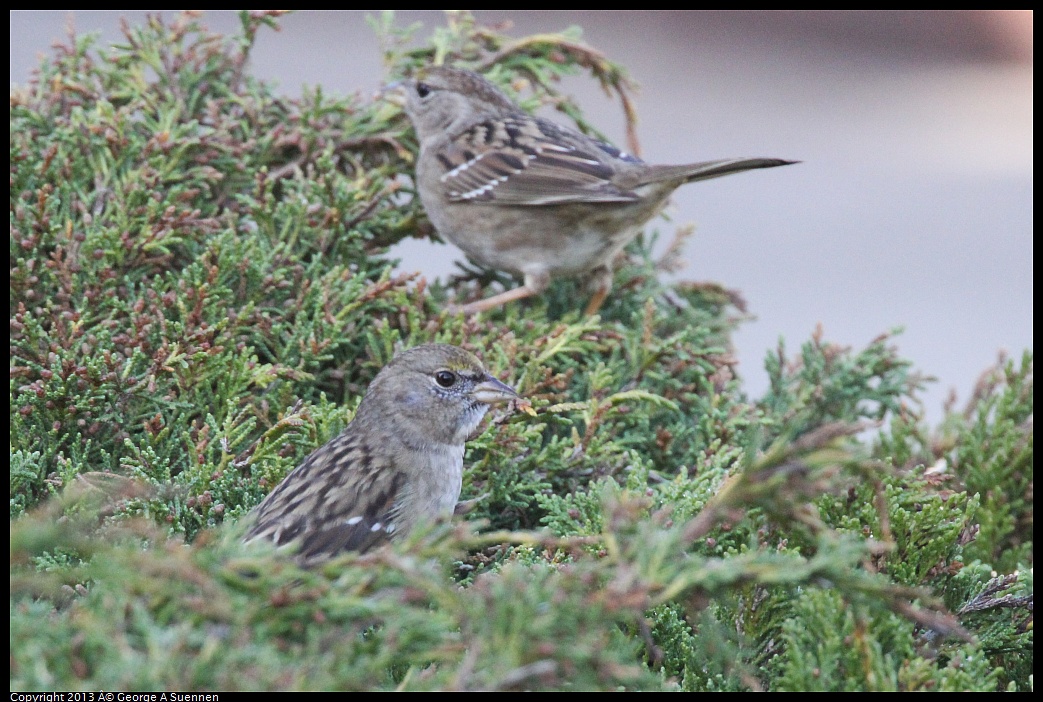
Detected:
left=642, top=157, right=798, bottom=186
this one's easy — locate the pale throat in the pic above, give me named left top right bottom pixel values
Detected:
left=414, top=441, right=466, bottom=517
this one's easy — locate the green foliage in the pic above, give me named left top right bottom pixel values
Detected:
left=10, top=11, right=1031, bottom=691
left=873, top=351, right=1032, bottom=573
left=772, top=589, right=1000, bottom=691
left=760, top=328, right=921, bottom=440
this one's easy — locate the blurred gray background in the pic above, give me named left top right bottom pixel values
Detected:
left=10, top=11, right=1033, bottom=422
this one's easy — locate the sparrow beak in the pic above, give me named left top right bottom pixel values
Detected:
left=471, top=375, right=519, bottom=406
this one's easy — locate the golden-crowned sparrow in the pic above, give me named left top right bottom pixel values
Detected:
left=244, top=344, right=520, bottom=564
left=402, top=66, right=797, bottom=315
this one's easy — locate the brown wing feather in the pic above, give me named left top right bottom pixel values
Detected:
left=245, top=431, right=405, bottom=562
left=438, top=117, right=641, bottom=205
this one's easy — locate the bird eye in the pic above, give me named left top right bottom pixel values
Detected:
left=415, top=81, right=432, bottom=98
left=434, top=370, right=457, bottom=388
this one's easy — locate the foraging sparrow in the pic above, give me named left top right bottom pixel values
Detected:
left=244, top=343, right=520, bottom=564
left=401, top=66, right=796, bottom=315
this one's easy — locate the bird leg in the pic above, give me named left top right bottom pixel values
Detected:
left=583, top=265, right=613, bottom=316
left=457, top=269, right=551, bottom=315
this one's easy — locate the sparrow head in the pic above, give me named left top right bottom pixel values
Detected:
left=357, top=343, right=518, bottom=445
left=402, top=66, right=518, bottom=138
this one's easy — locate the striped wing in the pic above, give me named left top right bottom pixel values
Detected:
left=245, top=431, right=404, bottom=563
left=436, top=117, right=642, bottom=206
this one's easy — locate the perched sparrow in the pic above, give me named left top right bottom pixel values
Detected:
left=402, top=66, right=796, bottom=315
left=244, top=344, right=520, bottom=564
